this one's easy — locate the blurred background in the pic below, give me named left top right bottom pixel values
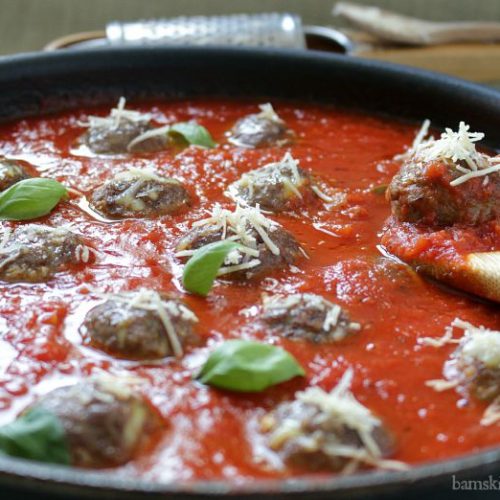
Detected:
left=1, top=0, right=499, bottom=87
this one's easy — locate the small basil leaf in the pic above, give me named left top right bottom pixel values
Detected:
left=197, top=340, right=305, bottom=392
left=0, top=406, right=70, bottom=465
left=0, top=178, right=67, bottom=221
left=371, top=184, right=388, bottom=195
left=182, top=240, right=240, bottom=297
left=169, top=122, right=216, bottom=148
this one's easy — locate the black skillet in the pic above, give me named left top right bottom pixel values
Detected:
left=0, top=47, right=498, bottom=499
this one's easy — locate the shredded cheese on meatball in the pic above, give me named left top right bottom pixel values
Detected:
left=262, top=293, right=360, bottom=340
left=0, top=227, right=12, bottom=254
left=177, top=204, right=285, bottom=276
left=459, top=325, right=500, bottom=369
left=109, top=168, right=179, bottom=212
left=226, top=153, right=304, bottom=205
left=399, top=120, right=500, bottom=186
left=256, top=103, right=284, bottom=123
left=99, top=289, right=198, bottom=358
left=78, top=97, right=151, bottom=129
left=226, top=152, right=335, bottom=207
left=266, top=369, right=407, bottom=471
left=296, top=369, right=380, bottom=450
left=423, top=318, right=500, bottom=426
left=421, top=318, right=500, bottom=357
left=0, top=225, right=90, bottom=265
left=126, top=124, right=171, bottom=151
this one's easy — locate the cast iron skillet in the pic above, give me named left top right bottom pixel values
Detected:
left=0, top=47, right=498, bottom=500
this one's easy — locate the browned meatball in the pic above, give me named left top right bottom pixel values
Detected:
left=176, top=205, right=304, bottom=280
left=84, top=119, right=166, bottom=154
left=83, top=289, right=198, bottom=360
left=226, top=153, right=318, bottom=212
left=0, top=225, right=89, bottom=282
left=0, top=159, right=31, bottom=192
left=387, top=159, right=500, bottom=227
left=90, top=168, right=191, bottom=219
left=443, top=320, right=500, bottom=401
left=262, top=293, right=360, bottom=343
left=261, top=369, right=396, bottom=472
left=227, top=104, right=294, bottom=148
left=30, top=378, right=160, bottom=468
left=81, top=98, right=167, bottom=154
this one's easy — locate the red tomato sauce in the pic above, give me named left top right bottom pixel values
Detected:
left=0, top=100, right=499, bottom=483
left=382, top=219, right=499, bottom=268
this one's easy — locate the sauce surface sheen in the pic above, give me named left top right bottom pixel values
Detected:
left=0, top=100, right=499, bottom=482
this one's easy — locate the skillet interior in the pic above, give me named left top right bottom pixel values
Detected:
left=0, top=47, right=498, bottom=499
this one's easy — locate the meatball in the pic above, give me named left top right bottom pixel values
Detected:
left=83, top=289, right=198, bottom=360
left=176, top=205, right=304, bottom=280
left=443, top=320, right=500, bottom=401
left=261, top=369, right=396, bottom=472
left=0, top=159, right=30, bottom=192
left=262, top=293, right=360, bottom=343
left=81, top=98, right=167, bottom=154
left=227, top=104, right=294, bottom=148
left=28, top=377, right=160, bottom=468
left=0, top=225, right=89, bottom=282
left=90, top=168, right=191, bottom=219
left=226, top=153, right=318, bottom=212
left=388, top=158, right=500, bottom=227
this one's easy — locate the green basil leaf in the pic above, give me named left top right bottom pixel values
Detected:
left=169, top=122, right=216, bottom=148
left=182, top=240, right=240, bottom=297
left=0, top=406, right=70, bottom=465
left=197, top=340, right=305, bottom=392
left=0, top=178, right=68, bottom=221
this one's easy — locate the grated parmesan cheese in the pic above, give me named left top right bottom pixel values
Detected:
left=296, top=369, right=379, bottom=438
left=78, top=97, right=151, bottom=130
left=418, top=321, right=461, bottom=347
left=398, top=120, right=499, bottom=186
left=178, top=203, right=283, bottom=277
left=460, top=326, right=500, bottom=369
left=267, top=369, right=407, bottom=470
left=226, top=153, right=304, bottom=204
left=256, top=103, right=284, bottom=123
left=424, top=318, right=500, bottom=426
left=262, top=293, right=360, bottom=340
left=311, top=184, right=335, bottom=203
left=127, top=124, right=170, bottom=151
left=106, top=167, right=178, bottom=212
left=0, top=227, right=12, bottom=254
left=98, top=288, right=198, bottom=358
left=425, top=379, right=459, bottom=392
left=226, top=152, right=335, bottom=208
left=113, top=167, right=174, bottom=184
left=481, top=397, right=500, bottom=426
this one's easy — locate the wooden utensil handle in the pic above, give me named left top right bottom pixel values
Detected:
left=355, top=42, right=500, bottom=83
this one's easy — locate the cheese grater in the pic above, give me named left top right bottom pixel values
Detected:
left=105, top=12, right=352, bottom=52
left=106, top=13, right=306, bottom=48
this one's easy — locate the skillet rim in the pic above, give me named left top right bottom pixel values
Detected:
left=0, top=46, right=498, bottom=498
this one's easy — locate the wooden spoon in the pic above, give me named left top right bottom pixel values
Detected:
left=463, top=252, right=500, bottom=302
left=398, top=250, right=500, bottom=304
left=333, top=2, right=500, bottom=46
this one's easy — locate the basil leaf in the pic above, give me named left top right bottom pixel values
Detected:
left=0, top=178, right=67, bottom=221
left=182, top=240, right=240, bottom=297
left=197, top=340, right=305, bottom=392
left=0, top=406, right=70, bottom=465
left=169, top=122, right=216, bottom=148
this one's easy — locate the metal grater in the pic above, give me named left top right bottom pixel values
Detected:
left=106, top=13, right=306, bottom=48
left=43, top=12, right=353, bottom=53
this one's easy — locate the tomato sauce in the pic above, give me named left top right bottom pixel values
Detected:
left=0, top=100, right=499, bottom=482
